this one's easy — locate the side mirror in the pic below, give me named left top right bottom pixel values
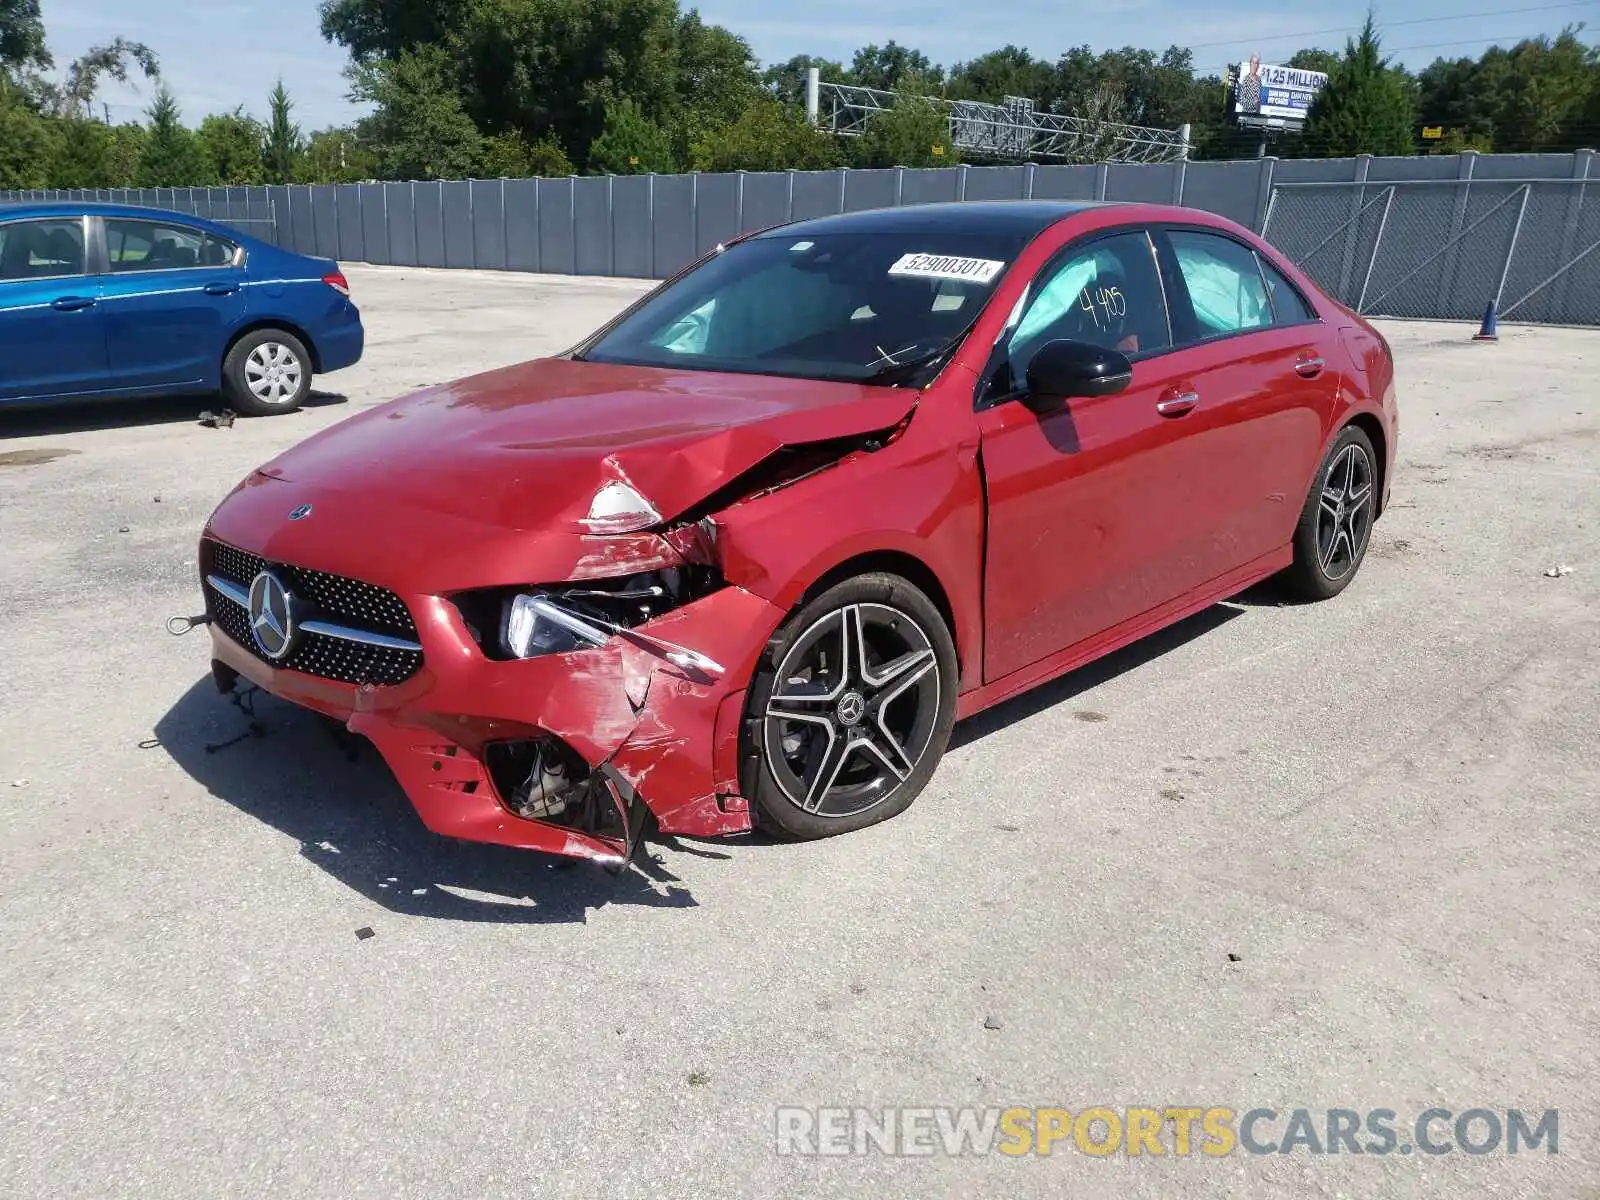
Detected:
left=1022, top=339, right=1133, bottom=413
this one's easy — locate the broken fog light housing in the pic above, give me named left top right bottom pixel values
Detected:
left=484, top=737, right=590, bottom=820
left=503, top=593, right=610, bottom=659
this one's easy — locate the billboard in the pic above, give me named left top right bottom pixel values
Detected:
left=1230, top=55, right=1329, bottom=125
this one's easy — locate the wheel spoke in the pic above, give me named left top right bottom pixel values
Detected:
left=862, top=646, right=934, bottom=690
left=1346, top=481, right=1371, bottom=509
left=837, top=605, right=864, bottom=691
left=803, top=727, right=855, bottom=813
left=1341, top=446, right=1358, bottom=495
left=766, top=680, right=834, bottom=719
left=863, top=725, right=914, bottom=780
left=1319, top=487, right=1342, bottom=519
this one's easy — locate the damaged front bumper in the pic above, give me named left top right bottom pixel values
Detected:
left=205, top=581, right=783, bottom=864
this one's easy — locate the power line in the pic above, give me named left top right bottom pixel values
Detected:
left=1182, top=0, right=1599, bottom=52
left=1191, top=26, right=1599, bottom=76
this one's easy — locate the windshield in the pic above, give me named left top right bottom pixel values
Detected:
left=579, top=230, right=1027, bottom=384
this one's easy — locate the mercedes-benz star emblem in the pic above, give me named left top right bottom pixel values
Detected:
left=287, top=503, right=313, bottom=521
left=247, top=570, right=299, bottom=661
left=836, top=691, right=866, bottom=727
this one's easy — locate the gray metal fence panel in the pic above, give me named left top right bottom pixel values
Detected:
left=963, top=165, right=1027, bottom=200
left=900, top=168, right=960, bottom=206
left=1107, top=162, right=1177, bottom=203
left=442, top=180, right=474, bottom=268
left=1272, top=159, right=1360, bottom=185
left=791, top=170, right=842, bottom=219
left=414, top=181, right=446, bottom=268
left=359, top=184, right=388, bottom=264
left=610, top=176, right=653, bottom=277
left=470, top=179, right=506, bottom=270
left=504, top=178, right=540, bottom=271
left=695, top=172, right=742, bottom=253
left=650, top=174, right=696, bottom=275
left=844, top=169, right=897, bottom=211
left=1177, top=161, right=1258, bottom=228
left=573, top=176, right=613, bottom=274
left=1031, top=165, right=1100, bottom=200
left=537, top=177, right=576, bottom=275
left=288, top=187, right=316, bottom=255
left=331, top=186, right=359, bottom=259
left=741, top=172, right=791, bottom=229
left=384, top=182, right=417, bottom=266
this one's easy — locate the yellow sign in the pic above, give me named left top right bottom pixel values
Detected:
left=931, top=144, right=945, bottom=157
left=1422, top=126, right=1443, bottom=139
left=628, top=155, right=640, bottom=166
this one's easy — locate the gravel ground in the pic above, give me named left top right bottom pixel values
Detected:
left=1, top=265, right=1596, bottom=1199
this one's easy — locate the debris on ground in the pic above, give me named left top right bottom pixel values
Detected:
left=1227, top=952, right=1243, bottom=963
left=687, top=1070, right=710, bottom=1087
left=197, top=409, right=236, bottom=429
left=11, top=779, right=26, bottom=788
left=117, top=526, right=130, bottom=534
left=1543, top=564, right=1573, bottom=578
left=983, top=1015, right=1003, bottom=1031
left=354, top=927, right=376, bottom=941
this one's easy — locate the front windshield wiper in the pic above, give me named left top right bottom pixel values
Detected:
left=855, top=339, right=963, bottom=388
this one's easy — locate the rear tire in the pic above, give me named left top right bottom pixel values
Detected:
left=741, top=573, right=958, bottom=842
left=223, top=329, right=312, bottom=416
left=1280, top=424, right=1378, bottom=601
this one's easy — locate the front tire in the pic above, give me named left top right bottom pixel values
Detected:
left=742, top=573, right=958, bottom=841
left=223, top=329, right=312, bottom=416
left=1281, top=424, right=1378, bottom=601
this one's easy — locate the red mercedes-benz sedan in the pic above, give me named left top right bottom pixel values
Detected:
left=194, top=201, right=1397, bottom=865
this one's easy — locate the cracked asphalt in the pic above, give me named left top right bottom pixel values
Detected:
left=2, top=266, right=1596, bottom=1199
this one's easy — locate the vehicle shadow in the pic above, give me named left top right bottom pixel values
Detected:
left=0, top=390, right=348, bottom=437
left=950, top=602, right=1245, bottom=748
left=153, top=677, right=698, bottom=925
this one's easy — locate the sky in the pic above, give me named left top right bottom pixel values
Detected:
left=40, top=0, right=1600, bottom=130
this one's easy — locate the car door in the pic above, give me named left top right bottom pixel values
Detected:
left=0, top=216, right=108, bottom=402
left=96, top=216, right=248, bottom=391
left=977, top=227, right=1226, bottom=681
left=1154, top=227, right=1341, bottom=569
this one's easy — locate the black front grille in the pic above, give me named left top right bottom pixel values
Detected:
left=202, top=538, right=423, bottom=687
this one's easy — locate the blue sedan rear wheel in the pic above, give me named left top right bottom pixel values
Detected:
left=223, top=328, right=313, bottom=416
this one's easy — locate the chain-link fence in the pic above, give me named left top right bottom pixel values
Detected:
left=1263, top=178, right=1600, bottom=326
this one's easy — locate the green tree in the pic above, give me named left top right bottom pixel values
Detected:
left=319, top=0, right=469, bottom=61
left=0, top=0, right=49, bottom=75
left=48, top=116, right=112, bottom=186
left=135, top=86, right=215, bottom=186
left=1288, top=48, right=1341, bottom=76
left=850, top=79, right=955, bottom=167
left=107, top=121, right=145, bottom=185
left=295, top=127, right=377, bottom=182
left=690, top=98, right=843, bottom=171
left=264, top=80, right=302, bottom=183
left=40, top=38, right=158, bottom=117
left=762, top=54, right=849, bottom=107
left=664, top=11, right=761, bottom=165
left=1299, top=16, right=1418, bottom=157
left=480, top=129, right=575, bottom=176
left=199, top=109, right=266, bottom=184
left=586, top=98, right=676, bottom=173
left=0, top=81, right=57, bottom=187
left=946, top=46, right=1054, bottom=104
left=353, top=44, right=482, bottom=178
left=850, top=41, right=942, bottom=92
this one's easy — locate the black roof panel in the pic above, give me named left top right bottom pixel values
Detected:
left=757, top=200, right=1122, bottom=240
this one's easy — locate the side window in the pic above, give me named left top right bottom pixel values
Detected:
left=1168, top=231, right=1271, bottom=338
left=1259, top=257, right=1316, bottom=324
left=0, top=219, right=87, bottom=281
left=1002, top=230, right=1170, bottom=389
left=105, top=219, right=206, bottom=272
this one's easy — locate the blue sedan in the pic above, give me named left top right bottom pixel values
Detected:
left=0, top=202, right=363, bottom=416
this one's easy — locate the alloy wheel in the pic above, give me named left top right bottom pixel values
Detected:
left=762, top=603, right=943, bottom=818
left=245, top=342, right=304, bottom=405
left=1317, top=441, right=1375, bottom=580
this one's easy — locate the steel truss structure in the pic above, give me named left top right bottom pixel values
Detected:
left=814, top=82, right=1191, bottom=164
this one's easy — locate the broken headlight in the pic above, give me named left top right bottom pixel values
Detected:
left=453, top=566, right=724, bottom=662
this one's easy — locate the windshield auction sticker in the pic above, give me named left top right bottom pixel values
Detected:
left=888, top=253, right=1006, bottom=284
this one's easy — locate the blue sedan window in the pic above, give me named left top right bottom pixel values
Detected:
left=0, top=219, right=86, bottom=281
left=105, top=219, right=237, bottom=272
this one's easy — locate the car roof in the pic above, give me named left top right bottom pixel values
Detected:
left=0, top=200, right=257, bottom=234
left=759, top=200, right=1130, bottom=241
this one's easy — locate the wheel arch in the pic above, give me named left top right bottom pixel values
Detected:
left=1344, top=410, right=1388, bottom=516
left=796, top=549, right=963, bottom=679
left=223, top=318, right=322, bottom=376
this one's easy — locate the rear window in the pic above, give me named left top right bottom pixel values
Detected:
left=106, top=219, right=238, bottom=271
left=0, top=219, right=86, bottom=280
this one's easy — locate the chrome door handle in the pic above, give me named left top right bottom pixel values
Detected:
left=51, top=295, right=96, bottom=311
left=203, top=281, right=240, bottom=296
left=1295, top=356, right=1326, bottom=377
left=1156, top=391, right=1199, bottom=417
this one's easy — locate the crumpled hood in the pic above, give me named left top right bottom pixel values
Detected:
left=258, top=357, right=916, bottom=531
